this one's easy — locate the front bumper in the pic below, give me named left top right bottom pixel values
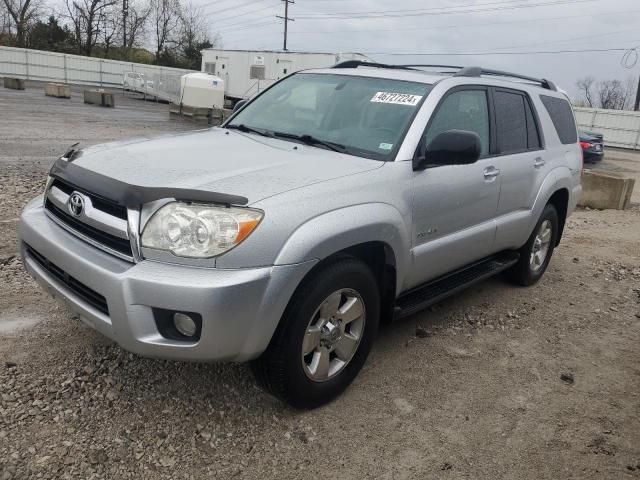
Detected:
left=19, top=197, right=316, bottom=362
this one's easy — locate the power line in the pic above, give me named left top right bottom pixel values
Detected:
left=203, top=1, right=278, bottom=23
left=489, top=28, right=640, bottom=52
left=294, top=0, right=600, bottom=20
left=201, top=0, right=269, bottom=13
left=364, top=46, right=635, bottom=56
left=287, top=9, right=640, bottom=35
left=295, top=0, right=540, bottom=17
left=217, top=20, right=280, bottom=34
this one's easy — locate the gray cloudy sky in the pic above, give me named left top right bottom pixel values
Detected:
left=195, top=0, right=640, bottom=97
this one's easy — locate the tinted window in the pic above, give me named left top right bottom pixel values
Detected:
left=494, top=90, right=527, bottom=154
left=524, top=99, right=541, bottom=150
left=540, top=95, right=577, bottom=144
left=425, top=89, right=490, bottom=157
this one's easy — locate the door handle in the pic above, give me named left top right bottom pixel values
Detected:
left=483, top=166, right=500, bottom=179
left=534, top=157, right=546, bottom=168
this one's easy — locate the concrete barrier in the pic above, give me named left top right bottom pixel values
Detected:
left=169, top=103, right=231, bottom=125
left=83, top=89, right=115, bottom=107
left=45, top=83, right=71, bottom=98
left=3, top=77, right=25, bottom=90
left=579, top=170, right=636, bottom=210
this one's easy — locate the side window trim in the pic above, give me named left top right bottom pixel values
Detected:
left=414, top=84, right=494, bottom=161
left=490, top=86, right=545, bottom=156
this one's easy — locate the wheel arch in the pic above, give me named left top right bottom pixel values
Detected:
left=547, top=187, right=569, bottom=246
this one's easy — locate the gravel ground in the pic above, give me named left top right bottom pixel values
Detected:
left=1, top=82, right=640, bottom=480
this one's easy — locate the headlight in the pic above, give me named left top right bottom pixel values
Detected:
left=141, top=202, right=263, bottom=258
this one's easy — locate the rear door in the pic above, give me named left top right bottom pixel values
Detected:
left=489, top=87, right=550, bottom=251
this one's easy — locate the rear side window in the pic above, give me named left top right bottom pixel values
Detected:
left=425, top=89, right=490, bottom=157
left=540, top=95, right=577, bottom=144
left=494, top=90, right=527, bottom=154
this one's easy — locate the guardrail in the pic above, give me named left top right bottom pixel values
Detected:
left=574, top=106, right=640, bottom=150
left=0, top=46, right=195, bottom=88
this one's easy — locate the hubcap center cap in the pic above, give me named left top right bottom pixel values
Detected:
left=321, top=321, right=342, bottom=347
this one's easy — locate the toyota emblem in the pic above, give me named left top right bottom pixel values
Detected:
left=67, top=192, right=84, bottom=217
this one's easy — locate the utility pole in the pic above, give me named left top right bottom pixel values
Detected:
left=122, top=0, right=129, bottom=55
left=634, top=75, right=640, bottom=111
left=276, top=0, right=294, bottom=51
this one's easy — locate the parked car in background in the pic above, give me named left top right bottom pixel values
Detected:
left=579, top=130, right=604, bottom=164
left=20, top=62, right=582, bottom=408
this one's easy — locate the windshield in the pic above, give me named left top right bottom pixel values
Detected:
left=227, top=73, right=432, bottom=160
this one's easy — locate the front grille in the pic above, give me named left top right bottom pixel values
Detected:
left=51, top=179, right=127, bottom=220
left=45, top=199, right=133, bottom=258
left=26, top=245, right=109, bottom=316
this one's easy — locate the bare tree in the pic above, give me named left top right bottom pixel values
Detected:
left=576, top=76, right=595, bottom=108
left=150, top=0, right=180, bottom=61
left=99, top=2, right=119, bottom=56
left=122, top=0, right=149, bottom=54
left=597, top=79, right=627, bottom=110
left=2, top=0, right=41, bottom=46
left=576, top=76, right=637, bottom=111
left=65, top=0, right=116, bottom=56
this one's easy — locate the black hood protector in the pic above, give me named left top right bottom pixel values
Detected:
left=49, top=158, right=249, bottom=207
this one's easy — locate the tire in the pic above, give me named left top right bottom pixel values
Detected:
left=251, top=257, right=380, bottom=409
left=508, top=203, right=559, bottom=286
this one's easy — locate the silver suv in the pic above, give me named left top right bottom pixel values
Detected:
left=19, top=62, right=582, bottom=408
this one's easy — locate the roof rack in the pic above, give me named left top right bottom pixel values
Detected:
left=454, top=66, right=557, bottom=91
left=331, top=61, right=557, bottom=91
left=332, top=60, right=416, bottom=70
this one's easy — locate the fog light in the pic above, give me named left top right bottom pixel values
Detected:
left=173, top=312, right=197, bottom=337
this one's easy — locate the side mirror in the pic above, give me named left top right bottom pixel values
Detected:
left=414, top=129, right=482, bottom=171
left=232, top=99, right=249, bottom=113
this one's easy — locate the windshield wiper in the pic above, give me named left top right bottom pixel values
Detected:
left=271, top=131, right=346, bottom=153
left=226, top=124, right=273, bottom=138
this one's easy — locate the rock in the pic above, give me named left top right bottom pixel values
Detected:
left=160, top=456, right=176, bottom=467
left=5, top=362, right=16, bottom=369
left=572, top=257, right=579, bottom=263
left=441, top=462, right=453, bottom=471
left=560, top=373, right=575, bottom=384
left=88, top=449, right=108, bottom=464
left=415, top=327, right=430, bottom=338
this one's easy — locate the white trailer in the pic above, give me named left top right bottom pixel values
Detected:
left=200, top=49, right=370, bottom=103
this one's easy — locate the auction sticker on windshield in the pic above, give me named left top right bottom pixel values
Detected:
left=371, top=92, right=423, bottom=106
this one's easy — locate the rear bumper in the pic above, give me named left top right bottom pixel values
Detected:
left=582, top=150, right=604, bottom=163
left=19, top=197, right=316, bottom=362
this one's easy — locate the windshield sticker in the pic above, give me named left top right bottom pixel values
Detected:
left=378, top=143, right=393, bottom=150
left=371, top=92, right=423, bottom=106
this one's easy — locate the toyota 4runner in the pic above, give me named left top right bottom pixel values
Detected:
left=19, top=62, right=582, bottom=408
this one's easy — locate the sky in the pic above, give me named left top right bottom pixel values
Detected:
left=193, top=0, right=640, bottom=99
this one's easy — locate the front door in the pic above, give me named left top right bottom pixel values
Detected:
left=408, top=87, right=500, bottom=289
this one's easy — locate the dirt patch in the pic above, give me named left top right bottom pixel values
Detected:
left=1, top=84, right=639, bottom=479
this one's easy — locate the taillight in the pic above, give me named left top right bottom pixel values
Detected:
left=580, top=141, right=592, bottom=149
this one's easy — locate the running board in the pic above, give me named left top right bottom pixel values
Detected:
left=394, top=251, right=520, bottom=320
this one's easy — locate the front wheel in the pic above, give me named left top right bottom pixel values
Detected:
left=251, top=257, right=380, bottom=409
left=508, top=203, right=559, bottom=286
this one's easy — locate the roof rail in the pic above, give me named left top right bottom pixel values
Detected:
left=331, top=61, right=557, bottom=91
left=332, top=60, right=416, bottom=70
left=397, top=64, right=465, bottom=71
left=455, top=66, right=557, bottom=91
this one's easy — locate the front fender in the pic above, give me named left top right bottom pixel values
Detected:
left=274, top=203, right=410, bottom=295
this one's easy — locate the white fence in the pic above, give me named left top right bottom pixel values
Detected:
left=574, top=106, right=640, bottom=150
left=0, top=46, right=195, bottom=89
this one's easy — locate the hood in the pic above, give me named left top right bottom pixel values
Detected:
left=71, top=128, right=383, bottom=204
